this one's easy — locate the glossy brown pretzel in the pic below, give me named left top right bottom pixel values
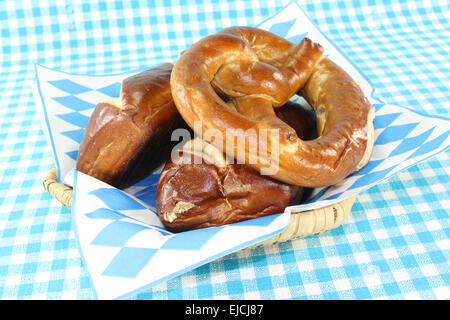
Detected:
left=170, top=26, right=374, bottom=187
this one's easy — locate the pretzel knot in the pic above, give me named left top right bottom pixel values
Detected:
left=170, top=26, right=374, bottom=187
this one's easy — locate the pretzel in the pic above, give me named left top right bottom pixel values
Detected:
left=170, top=26, right=374, bottom=187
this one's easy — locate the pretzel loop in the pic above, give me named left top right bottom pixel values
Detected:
left=170, top=26, right=374, bottom=187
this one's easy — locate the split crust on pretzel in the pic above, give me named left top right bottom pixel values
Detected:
left=170, top=26, right=374, bottom=187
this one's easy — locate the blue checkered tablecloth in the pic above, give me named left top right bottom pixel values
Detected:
left=0, top=0, right=449, bottom=300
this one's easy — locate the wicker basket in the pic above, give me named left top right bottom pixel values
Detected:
left=43, top=166, right=356, bottom=247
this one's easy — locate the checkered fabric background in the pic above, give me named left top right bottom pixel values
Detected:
left=0, top=0, right=448, bottom=300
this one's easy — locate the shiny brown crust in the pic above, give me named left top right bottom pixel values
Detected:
left=170, top=26, right=373, bottom=187
left=156, top=102, right=317, bottom=232
left=76, top=63, right=187, bottom=188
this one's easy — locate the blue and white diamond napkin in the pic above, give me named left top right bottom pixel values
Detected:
left=32, top=2, right=449, bottom=299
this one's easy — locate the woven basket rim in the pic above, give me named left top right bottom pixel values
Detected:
left=43, top=166, right=356, bottom=246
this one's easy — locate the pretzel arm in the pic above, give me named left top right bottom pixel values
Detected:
left=211, top=37, right=323, bottom=106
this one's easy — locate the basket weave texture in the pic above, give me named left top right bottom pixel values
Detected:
left=43, top=166, right=356, bottom=246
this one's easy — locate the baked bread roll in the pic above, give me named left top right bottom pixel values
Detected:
left=156, top=101, right=317, bottom=232
left=77, top=63, right=188, bottom=188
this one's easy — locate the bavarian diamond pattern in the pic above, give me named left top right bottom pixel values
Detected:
left=47, top=74, right=123, bottom=163
left=73, top=170, right=289, bottom=299
left=33, top=65, right=132, bottom=183
left=48, top=80, right=92, bottom=95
